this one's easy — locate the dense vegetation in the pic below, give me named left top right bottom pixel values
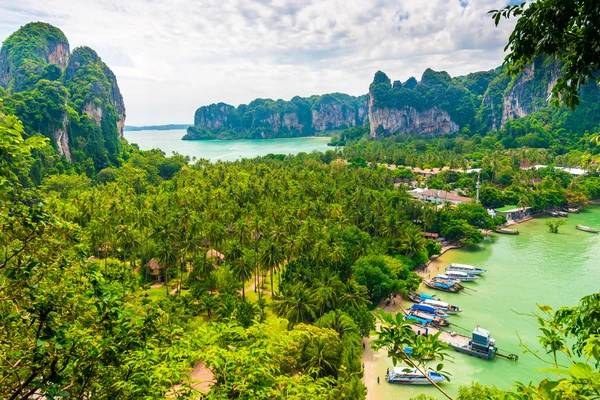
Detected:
left=368, top=57, right=600, bottom=138
left=185, top=93, right=367, bottom=140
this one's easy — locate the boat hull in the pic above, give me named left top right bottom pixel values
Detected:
left=495, top=228, right=519, bottom=235
left=576, top=225, right=599, bottom=233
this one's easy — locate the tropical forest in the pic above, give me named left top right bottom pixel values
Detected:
left=2, top=1, right=600, bottom=400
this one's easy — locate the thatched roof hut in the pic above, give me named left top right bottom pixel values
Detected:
left=145, top=259, right=163, bottom=275
left=206, top=249, right=225, bottom=260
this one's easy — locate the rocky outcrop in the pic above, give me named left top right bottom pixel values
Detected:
left=368, top=70, right=463, bottom=137
left=53, top=114, right=71, bottom=161
left=187, top=94, right=368, bottom=140
left=0, top=22, right=70, bottom=91
left=312, top=97, right=368, bottom=131
left=500, top=59, right=560, bottom=125
left=64, top=47, right=126, bottom=139
left=369, top=93, right=458, bottom=138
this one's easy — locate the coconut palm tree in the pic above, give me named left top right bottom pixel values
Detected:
left=260, top=238, right=284, bottom=295
left=272, top=283, right=317, bottom=327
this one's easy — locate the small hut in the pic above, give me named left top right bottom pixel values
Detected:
left=145, top=258, right=163, bottom=281
left=206, top=249, right=225, bottom=261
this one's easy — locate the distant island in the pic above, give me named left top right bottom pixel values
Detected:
left=125, top=124, right=191, bottom=131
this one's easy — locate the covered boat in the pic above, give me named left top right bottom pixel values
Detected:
left=407, top=291, right=436, bottom=303
left=405, top=311, right=450, bottom=327
left=422, top=299, right=462, bottom=314
left=443, top=270, right=479, bottom=282
left=434, top=274, right=462, bottom=285
left=424, top=279, right=463, bottom=293
left=410, top=303, right=449, bottom=319
left=447, top=263, right=486, bottom=275
left=386, top=367, right=446, bottom=385
left=576, top=225, right=600, bottom=233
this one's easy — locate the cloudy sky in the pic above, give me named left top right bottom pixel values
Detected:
left=0, top=0, right=519, bottom=125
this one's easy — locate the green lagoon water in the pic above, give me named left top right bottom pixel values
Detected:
left=371, top=208, right=600, bottom=399
left=123, top=129, right=333, bottom=162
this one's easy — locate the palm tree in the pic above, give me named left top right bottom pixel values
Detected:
left=272, top=283, right=317, bottom=327
left=200, top=294, right=218, bottom=320
left=260, top=238, right=284, bottom=295
left=399, top=223, right=426, bottom=258
left=227, top=241, right=251, bottom=300
left=315, top=310, right=359, bottom=339
left=303, top=337, right=340, bottom=378
left=310, top=274, right=344, bottom=317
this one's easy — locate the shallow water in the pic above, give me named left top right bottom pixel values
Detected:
left=369, top=208, right=600, bottom=399
left=123, top=129, right=333, bottom=162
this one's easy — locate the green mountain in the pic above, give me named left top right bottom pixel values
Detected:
left=369, top=58, right=600, bottom=139
left=184, top=93, right=368, bottom=140
left=0, top=22, right=126, bottom=176
left=188, top=58, right=600, bottom=142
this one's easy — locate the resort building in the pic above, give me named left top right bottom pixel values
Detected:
left=409, top=188, right=473, bottom=205
left=493, top=205, right=533, bottom=222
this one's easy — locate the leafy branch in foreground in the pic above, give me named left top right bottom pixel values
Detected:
left=371, top=310, right=454, bottom=399
left=490, top=0, right=600, bottom=110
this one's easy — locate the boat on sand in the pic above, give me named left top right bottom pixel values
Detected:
left=386, top=367, right=446, bottom=385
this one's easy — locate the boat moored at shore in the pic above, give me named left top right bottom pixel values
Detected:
left=576, top=224, right=600, bottom=233
left=410, top=303, right=449, bottom=319
left=385, top=367, right=446, bottom=385
left=424, top=279, right=463, bottom=293
left=443, top=270, right=479, bottom=282
left=422, top=299, right=463, bottom=314
left=495, top=227, right=519, bottom=235
left=407, top=291, right=436, bottom=303
left=447, top=263, right=486, bottom=275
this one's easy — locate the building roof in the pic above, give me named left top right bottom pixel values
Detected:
left=145, top=258, right=162, bottom=271
left=423, top=232, right=439, bottom=238
left=410, top=189, right=472, bottom=203
left=206, top=249, right=225, bottom=260
left=494, top=205, right=531, bottom=213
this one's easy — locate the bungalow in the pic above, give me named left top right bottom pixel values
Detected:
left=493, top=205, right=533, bottom=222
left=410, top=188, right=473, bottom=205
left=145, top=258, right=164, bottom=281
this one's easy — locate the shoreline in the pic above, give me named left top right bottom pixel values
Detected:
left=361, top=215, right=544, bottom=399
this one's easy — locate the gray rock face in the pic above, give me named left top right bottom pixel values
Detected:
left=53, top=113, right=71, bottom=161
left=368, top=94, right=458, bottom=138
left=189, top=94, right=368, bottom=139
left=501, top=60, right=560, bottom=126
left=312, top=98, right=368, bottom=131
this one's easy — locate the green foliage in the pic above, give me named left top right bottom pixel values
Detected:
left=457, top=381, right=507, bottom=399
left=491, top=0, right=600, bottom=109
left=545, top=219, right=566, bottom=233
left=0, top=22, right=69, bottom=92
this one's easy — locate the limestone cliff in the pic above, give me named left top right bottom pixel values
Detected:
left=368, top=94, right=458, bottom=138
left=500, top=58, right=560, bottom=125
left=0, top=23, right=126, bottom=165
left=185, top=93, right=368, bottom=140
left=64, top=46, right=126, bottom=139
left=368, top=70, right=467, bottom=137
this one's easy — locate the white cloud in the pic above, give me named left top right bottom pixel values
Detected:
left=0, top=0, right=517, bottom=125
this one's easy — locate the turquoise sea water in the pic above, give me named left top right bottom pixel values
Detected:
left=369, top=208, right=600, bottom=399
left=123, top=129, right=333, bottom=162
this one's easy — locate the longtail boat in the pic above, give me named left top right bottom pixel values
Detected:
left=424, top=279, right=463, bottom=293
left=576, top=225, right=600, bottom=233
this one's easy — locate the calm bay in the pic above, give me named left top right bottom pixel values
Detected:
left=123, top=129, right=333, bottom=162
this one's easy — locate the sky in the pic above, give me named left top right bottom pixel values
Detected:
left=0, top=0, right=520, bottom=126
